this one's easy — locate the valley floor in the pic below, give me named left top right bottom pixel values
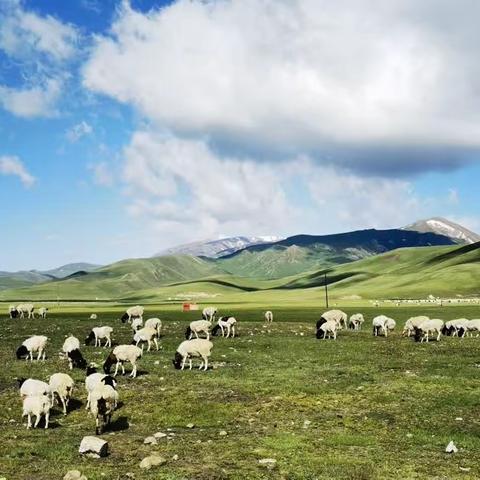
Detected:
left=1, top=305, right=480, bottom=479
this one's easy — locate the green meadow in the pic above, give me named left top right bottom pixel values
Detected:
left=1, top=304, right=480, bottom=479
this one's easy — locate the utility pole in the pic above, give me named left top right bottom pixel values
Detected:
left=324, top=272, right=329, bottom=308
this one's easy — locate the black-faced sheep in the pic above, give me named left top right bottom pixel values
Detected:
left=173, top=339, right=213, bottom=371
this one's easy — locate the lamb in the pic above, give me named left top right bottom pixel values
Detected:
left=9, top=305, right=19, bottom=318
left=133, top=327, right=159, bottom=351
left=202, top=306, right=217, bottom=322
left=211, top=316, right=237, bottom=338
left=85, top=365, right=117, bottom=410
left=103, top=345, right=143, bottom=378
left=17, top=378, right=51, bottom=400
left=414, top=319, right=444, bottom=342
left=173, top=339, right=213, bottom=371
left=348, top=313, right=365, bottom=330
left=89, top=383, right=118, bottom=434
left=85, top=326, right=113, bottom=348
left=319, top=320, right=338, bottom=340
left=22, top=394, right=51, bottom=429
left=120, top=305, right=144, bottom=323
left=403, top=316, right=429, bottom=337
left=144, top=317, right=162, bottom=335
left=49, top=373, right=74, bottom=415
left=131, top=317, right=143, bottom=332
left=62, top=336, right=87, bottom=370
left=17, top=303, right=35, bottom=319
left=372, top=316, right=395, bottom=337
left=185, top=320, right=212, bottom=340
left=16, top=335, right=48, bottom=361
left=38, top=307, right=48, bottom=319
left=264, top=311, right=273, bottom=323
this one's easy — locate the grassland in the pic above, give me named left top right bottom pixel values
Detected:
left=1, top=304, right=480, bottom=479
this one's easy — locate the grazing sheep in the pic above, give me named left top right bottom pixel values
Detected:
left=85, top=365, right=117, bottom=410
left=62, top=335, right=87, bottom=369
left=38, top=307, right=48, bottom=319
left=17, top=378, right=51, bottom=400
left=320, top=310, right=348, bottom=330
left=49, top=373, right=74, bottom=415
left=349, top=313, right=365, bottom=331
left=202, top=306, right=217, bottom=322
left=89, top=383, right=118, bottom=435
left=16, top=335, right=48, bottom=361
left=403, top=316, right=429, bottom=337
left=264, top=311, right=273, bottom=323
left=185, top=320, right=212, bottom=340
left=133, top=327, right=159, bottom=352
left=211, top=316, right=237, bottom=338
left=131, top=317, right=143, bottom=332
left=144, top=317, right=162, bottom=335
left=173, top=339, right=213, bottom=371
left=414, top=319, right=444, bottom=342
left=442, top=319, right=469, bottom=337
left=319, top=320, right=338, bottom=340
left=22, top=394, right=51, bottom=429
left=120, top=305, right=144, bottom=323
left=89, top=313, right=97, bottom=320
left=9, top=305, right=19, bottom=318
left=17, top=303, right=35, bottom=319
left=85, top=326, right=113, bottom=348
left=372, top=316, right=396, bottom=337
left=459, top=319, right=480, bottom=337
left=103, top=345, right=143, bottom=378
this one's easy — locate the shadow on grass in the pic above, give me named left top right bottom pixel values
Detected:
left=108, top=415, right=129, bottom=432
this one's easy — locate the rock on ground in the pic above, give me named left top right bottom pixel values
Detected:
left=63, top=471, right=87, bottom=480
left=143, top=436, right=158, bottom=445
left=139, top=455, right=167, bottom=470
left=79, top=436, right=109, bottom=458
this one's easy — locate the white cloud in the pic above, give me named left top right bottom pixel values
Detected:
left=89, top=161, right=114, bottom=187
left=447, top=188, right=459, bottom=205
left=66, top=121, right=93, bottom=142
left=0, top=155, right=35, bottom=187
left=83, top=0, right=480, bottom=164
left=0, top=78, right=62, bottom=118
left=0, top=1, right=78, bottom=61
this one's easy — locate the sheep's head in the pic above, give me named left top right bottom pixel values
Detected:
left=101, top=375, right=117, bottom=388
left=120, top=313, right=129, bottom=323
left=172, top=352, right=183, bottom=370
left=84, top=331, right=95, bottom=346
left=16, top=345, right=28, bottom=359
left=86, top=364, right=97, bottom=376
left=103, top=352, right=116, bottom=374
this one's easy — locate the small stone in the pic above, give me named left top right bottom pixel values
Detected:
left=172, top=454, right=179, bottom=461
left=259, top=458, right=277, bottom=469
left=79, top=436, right=108, bottom=458
left=219, top=430, right=228, bottom=436
left=63, top=470, right=87, bottom=480
left=303, top=420, right=311, bottom=428
left=455, top=417, right=463, bottom=421
left=406, top=433, right=413, bottom=438
left=144, top=436, right=158, bottom=445
left=446, top=441, right=458, bottom=453
left=459, top=467, right=471, bottom=472
left=154, top=361, right=160, bottom=365
left=139, top=455, right=167, bottom=470
left=186, top=423, right=195, bottom=429
left=153, top=432, right=167, bottom=439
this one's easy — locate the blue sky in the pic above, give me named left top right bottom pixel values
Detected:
left=1, top=0, right=479, bottom=271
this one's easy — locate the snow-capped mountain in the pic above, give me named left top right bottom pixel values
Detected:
left=403, top=217, right=480, bottom=244
left=154, top=236, right=283, bottom=258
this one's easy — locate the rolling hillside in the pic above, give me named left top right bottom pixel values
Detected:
left=217, top=228, right=456, bottom=279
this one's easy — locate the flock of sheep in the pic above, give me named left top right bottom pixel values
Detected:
left=11, top=304, right=479, bottom=436
left=12, top=305, right=251, bottom=434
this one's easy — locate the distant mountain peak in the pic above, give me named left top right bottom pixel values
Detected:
left=403, top=217, right=480, bottom=244
left=154, top=236, right=283, bottom=258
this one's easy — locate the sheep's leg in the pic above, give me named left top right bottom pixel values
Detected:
left=113, top=362, right=119, bottom=376
left=86, top=393, right=90, bottom=409
left=61, top=396, right=67, bottom=415
left=121, top=363, right=125, bottom=375
left=34, top=414, right=41, bottom=428
left=199, top=360, right=204, bottom=369
left=333, top=331, right=337, bottom=340
left=194, top=331, right=199, bottom=339
left=181, top=356, right=187, bottom=370
left=107, top=337, right=111, bottom=347
left=146, top=340, right=151, bottom=352
left=437, top=330, right=441, bottom=342
left=44, top=411, right=49, bottom=429
left=154, top=338, right=159, bottom=351
left=26, top=413, right=32, bottom=429
left=131, top=363, right=137, bottom=378
left=203, top=355, right=208, bottom=371
left=232, top=326, right=235, bottom=337
left=189, top=358, right=192, bottom=370
left=42, top=349, right=46, bottom=361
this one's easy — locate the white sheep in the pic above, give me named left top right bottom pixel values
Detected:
left=186, top=320, right=212, bottom=340
left=320, top=320, right=338, bottom=340
left=462, top=319, right=480, bottom=337
left=349, top=313, right=365, bottom=331
left=89, top=383, right=118, bottom=434
left=85, top=365, right=117, bottom=410
left=372, top=316, right=395, bottom=337
left=320, top=310, right=348, bottom=330
left=403, top=316, right=429, bottom=337
left=264, top=311, right=273, bottom=323
left=144, top=317, right=162, bottom=335
left=173, top=339, right=213, bottom=371
left=443, top=318, right=469, bottom=337
left=22, top=394, right=51, bottom=429
left=133, top=327, right=159, bottom=352
left=38, top=307, right=48, bottom=319
left=18, top=378, right=51, bottom=400
left=120, top=305, right=144, bottom=323
left=49, top=373, right=74, bottom=415
left=62, top=335, right=87, bottom=369
left=202, top=306, right=217, bottom=322
left=16, top=335, right=48, bottom=361
left=85, top=326, right=113, bottom=348
left=415, top=319, right=444, bottom=342
left=103, top=345, right=143, bottom=378
left=131, top=317, right=143, bottom=332
left=212, top=316, right=237, bottom=338
left=17, top=303, right=35, bottom=319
